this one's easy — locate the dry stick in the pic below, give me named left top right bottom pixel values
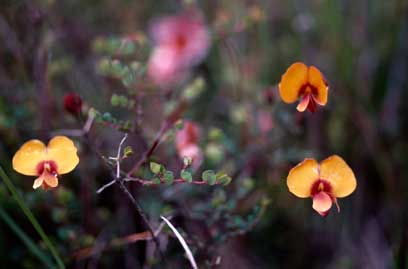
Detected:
left=96, top=101, right=187, bottom=262
left=111, top=134, right=165, bottom=262
left=73, top=217, right=169, bottom=261
left=116, top=179, right=165, bottom=261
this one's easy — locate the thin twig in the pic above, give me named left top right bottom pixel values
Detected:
left=73, top=217, right=169, bottom=261
left=115, top=134, right=128, bottom=178
left=126, top=100, right=188, bottom=177
left=51, top=113, right=95, bottom=137
left=95, top=134, right=165, bottom=262
left=126, top=121, right=171, bottom=177
left=117, top=180, right=165, bottom=261
left=96, top=179, right=116, bottom=193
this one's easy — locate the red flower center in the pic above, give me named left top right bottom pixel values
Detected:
left=36, top=160, right=58, bottom=176
left=298, top=84, right=319, bottom=112
left=174, top=34, right=187, bottom=52
left=310, top=179, right=332, bottom=196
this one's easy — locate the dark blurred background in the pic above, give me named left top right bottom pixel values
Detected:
left=0, top=0, right=408, bottom=268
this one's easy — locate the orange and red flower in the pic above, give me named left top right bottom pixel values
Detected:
left=279, top=62, right=328, bottom=112
left=12, top=136, right=79, bottom=190
left=286, top=155, right=356, bottom=216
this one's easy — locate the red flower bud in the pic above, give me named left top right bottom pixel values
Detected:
left=63, top=92, right=82, bottom=115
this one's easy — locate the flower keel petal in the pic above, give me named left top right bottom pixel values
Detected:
left=312, top=191, right=333, bottom=215
left=33, top=177, right=44, bottom=189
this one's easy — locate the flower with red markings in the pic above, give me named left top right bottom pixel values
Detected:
left=12, top=136, right=79, bottom=190
left=286, top=155, right=357, bottom=216
left=279, top=62, right=328, bottom=112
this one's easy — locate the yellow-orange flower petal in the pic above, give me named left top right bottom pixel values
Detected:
left=287, top=158, right=319, bottom=198
left=12, top=140, right=47, bottom=176
left=312, top=191, right=332, bottom=213
left=320, top=155, right=356, bottom=198
left=308, top=66, right=328, bottom=105
left=279, top=62, right=308, bottom=103
left=47, top=136, right=79, bottom=174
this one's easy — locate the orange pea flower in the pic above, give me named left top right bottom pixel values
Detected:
left=279, top=62, right=328, bottom=112
left=286, top=155, right=356, bottom=217
left=12, top=136, right=79, bottom=190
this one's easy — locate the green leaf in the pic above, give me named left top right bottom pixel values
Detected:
left=202, top=170, right=216, bottom=185
left=219, top=176, right=232, bottom=186
left=181, top=170, right=192, bottom=183
left=216, top=172, right=232, bottom=185
left=102, top=112, right=113, bottom=122
left=163, top=171, right=174, bottom=185
left=123, top=146, right=133, bottom=158
left=174, top=119, right=184, bottom=130
left=111, top=94, right=120, bottom=106
left=150, top=162, right=162, bottom=174
left=152, top=175, right=161, bottom=185
left=122, top=71, right=136, bottom=87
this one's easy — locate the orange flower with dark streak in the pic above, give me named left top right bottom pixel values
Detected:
left=279, top=62, right=328, bottom=112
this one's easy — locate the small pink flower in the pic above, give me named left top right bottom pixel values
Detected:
left=175, top=121, right=202, bottom=168
left=176, top=121, right=199, bottom=150
left=147, top=12, right=210, bottom=86
left=178, top=144, right=203, bottom=167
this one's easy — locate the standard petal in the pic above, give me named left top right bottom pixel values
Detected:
left=46, top=136, right=79, bottom=174
left=308, top=66, right=328, bottom=105
left=278, top=62, right=308, bottom=103
left=12, top=140, right=46, bottom=176
left=312, top=191, right=333, bottom=213
left=320, top=155, right=357, bottom=198
left=287, top=158, right=319, bottom=198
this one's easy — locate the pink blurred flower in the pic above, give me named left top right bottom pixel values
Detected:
left=176, top=121, right=199, bottom=149
left=175, top=121, right=202, bottom=168
left=257, top=110, right=274, bottom=134
left=147, top=12, right=210, bottom=86
left=178, top=144, right=202, bottom=166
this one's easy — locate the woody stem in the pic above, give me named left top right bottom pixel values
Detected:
left=116, top=178, right=165, bottom=262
